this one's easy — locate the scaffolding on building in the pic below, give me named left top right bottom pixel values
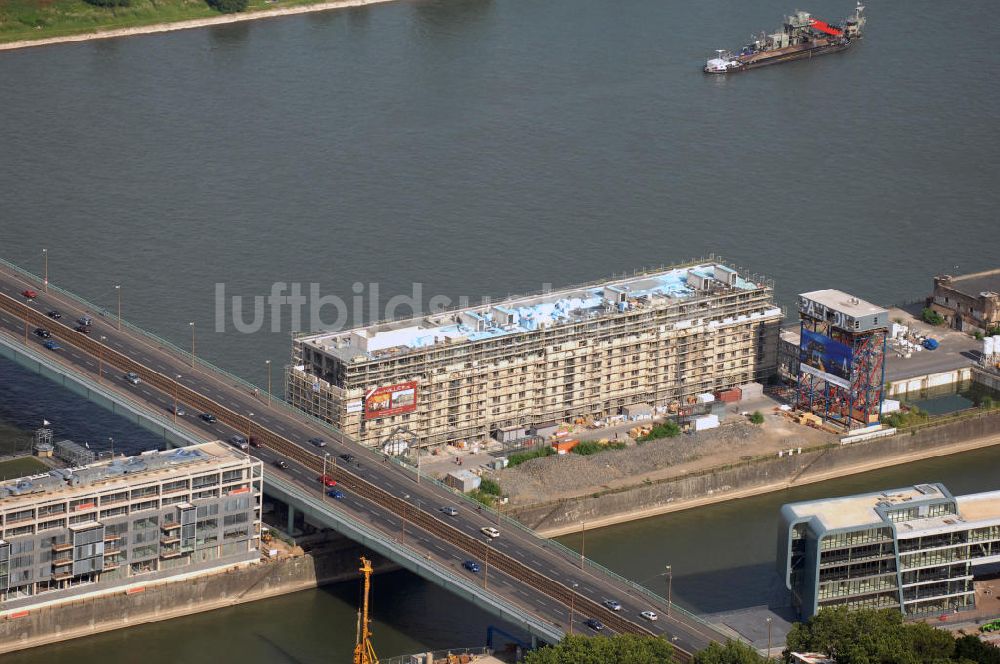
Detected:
left=53, top=439, right=96, bottom=467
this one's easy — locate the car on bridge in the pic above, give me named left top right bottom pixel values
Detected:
left=273, top=460, right=288, bottom=469
left=124, top=372, right=141, bottom=385
left=308, top=437, right=327, bottom=448
left=170, top=405, right=186, bottom=416
left=603, top=599, right=622, bottom=612
left=339, top=453, right=355, bottom=462
left=249, top=437, right=261, bottom=448
left=463, top=560, right=480, bottom=573
left=229, top=435, right=249, bottom=451
left=75, top=325, right=90, bottom=334
left=200, top=413, right=217, bottom=423
left=481, top=526, right=500, bottom=539
left=77, top=316, right=93, bottom=327
left=327, top=489, right=344, bottom=499
left=439, top=507, right=459, bottom=517
left=46, top=310, right=61, bottom=320
left=21, top=290, right=37, bottom=300
left=584, top=619, right=604, bottom=631
left=43, top=340, right=61, bottom=351
left=640, top=610, right=658, bottom=621
left=319, top=475, right=337, bottom=487
left=33, top=328, right=50, bottom=338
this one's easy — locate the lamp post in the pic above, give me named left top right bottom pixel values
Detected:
left=42, top=248, right=48, bottom=293
left=115, top=284, right=121, bottom=330
left=265, top=360, right=272, bottom=406
left=666, top=564, right=672, bottom=618
left=189, top=322, right=195, bottom=367
left=98, top=336, right=107, bottom=383
left=569, top=582, right=579, bottom=635
left=483, top=538, right=491, bottom=591
left=401, top=494, right=410, bottom=543
left=766, top=616, right=773, bottom=659
left=580, top=521, right=586, bottom=569
left=322, top=452, right=330, bottom=497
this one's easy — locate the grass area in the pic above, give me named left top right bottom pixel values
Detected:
left=635, top=421, right=681, bottom=443
left=571, top=440, right=626, bottom=456
left=0, top=0, right=353, bottom=45
left=507, top=446, right=555, bottom=467
left=469, top=476, right=503, bottom=507
left=0, top=456, right=48, bottom=480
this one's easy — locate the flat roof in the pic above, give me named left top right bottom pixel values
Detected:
left=786, top=484, right=946, bottom=531
left=300, top=263, right=772, bottom=363
left=800, top=289, right=888, bottom=318
left=942, top=268, right=1000, bottom=298
left=0, top=442, right=249, bottom=510
left=955, top=490, right=1000, bottom=523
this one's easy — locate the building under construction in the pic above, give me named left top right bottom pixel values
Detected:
left=286, top=261, right=782, bottom=449
left=796, top=290, right=888, bottom=430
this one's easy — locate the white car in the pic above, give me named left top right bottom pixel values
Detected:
left=640, top=610, right=659, bottom=621
left=480, top=526, right=500, bottom=538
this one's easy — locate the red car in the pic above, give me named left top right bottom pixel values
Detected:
left=21, top=290, right=38, bottom=300
left=318, top=475, right=337, bottom=487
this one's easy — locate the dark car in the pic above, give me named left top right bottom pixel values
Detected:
left=339, top=453, right=355, bottom=462
left=47, top=310, right=62, bottom=320
left=308, top=437, right=327, bottom=448
left=273, top=460, right=288, bottom=469
left=77, top=316, right=93, bottom=327
left=75, top=325, right=91, bottom=334
left=33, top=328, right=50, bottom=338
left=463, top=560, right=480, bottom=573
left=249, top=436, right=261, bottom=448
left=327, top=489, right=344, bottom=499
left=200, top=413, right=217, bottom=423
left=43, top=340, right=61, bottom=351
left=584, top=619, right=604, bottom=631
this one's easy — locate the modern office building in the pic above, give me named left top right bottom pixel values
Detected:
left=286, top=261, right=782, bottom=449
left=779, top=483, right=1000, bottom=619
left=0, top=442, right=262, bottom=611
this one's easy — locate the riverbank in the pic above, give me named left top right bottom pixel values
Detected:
left=513, top=410, right=1000, bottom=537
left=0, top=0, right=395, bottom=51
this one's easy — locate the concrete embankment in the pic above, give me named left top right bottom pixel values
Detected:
left=512, top=411, right=1000, bottom=537
left=0, top=540, right=390, bottom=655
left=0, top=0, right=395, bottom=52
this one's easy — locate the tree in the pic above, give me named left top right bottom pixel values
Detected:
left=84, top=0, right=132, bottom=6
left=749, top=411, right=765, bottom=425
left=523, top=634, right=674, bottom=664
left=922, top=308, right=944, bottom=326
left=695, top=640, right=768, bottom=664
left=206, top=0, right=249, bottom=13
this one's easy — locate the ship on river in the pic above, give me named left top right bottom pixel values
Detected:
left=704, top=3, right=865, bottom=74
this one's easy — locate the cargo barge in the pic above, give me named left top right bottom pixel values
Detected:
left=704, top=3, right=865, bottom=74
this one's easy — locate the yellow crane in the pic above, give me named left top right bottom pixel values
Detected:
left=353, top=556, right=380, bottom=664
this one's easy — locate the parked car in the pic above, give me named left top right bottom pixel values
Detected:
left=480, top=526, right=500, bottom=539
left=200, top=413, right=217, bottom=423
left=463, top=560, right=480, bottom=573
left=21, top=290, right=37, bottom=300
left=308, top=437, right=327, bottom=448
left=43, top=340, right=61, bottom=351
left=584, top=619, right=604, bottom=631
left=124, top=372, right=141, bottom=385
left=77, top=316, right=93, bottom=327
left=33, top=328, right=50, bottom=338
left=603, top=599, right=622, bottom=612
left=327, top=489, right=344, bottom=499
left=640, top=610, right=658, bottom=621
left=75, top=325, right=90, bottom=334
left=318, top=475, right=337, bottom=487
left=339, top=453, right=355, bottom=462
left=46, top=310, right=62, bottom=319
left=439, top=507, right=459, bottom=517
left=229, top=435, right=249, bottom=451
left=273, top=460, right=288, bottom=469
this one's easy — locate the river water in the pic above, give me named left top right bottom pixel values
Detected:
left=1, top=0, right=998, bottom=658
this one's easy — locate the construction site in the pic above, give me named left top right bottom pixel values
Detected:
left=286, top=260, right=782, bottom=451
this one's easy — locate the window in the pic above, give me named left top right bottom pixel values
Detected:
left=130, top=486, right=158, bottom=500
left=37, top=503, right=67, bottom=517
left=100, top=506, right=128, bottom=519
left=132, top=500, right=158, bottom=513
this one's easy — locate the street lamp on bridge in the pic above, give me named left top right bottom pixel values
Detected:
left=189, top=322, right=195, bottom=367
left=265, top=360, right=272, bottom=406
left=115, top=285, right=122, bottom=330
left=42, top=249, right=48, bottom=293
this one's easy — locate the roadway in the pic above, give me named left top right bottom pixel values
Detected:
left=0, top=265, right=730, bottom=658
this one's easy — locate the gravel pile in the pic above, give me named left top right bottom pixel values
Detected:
left=498, top=421, right=764, bottom=504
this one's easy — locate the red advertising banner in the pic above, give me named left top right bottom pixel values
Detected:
left=364, top=381, right=418, bottom=420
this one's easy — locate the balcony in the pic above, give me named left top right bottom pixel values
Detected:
left=161, top=523, right=181, bottom=532
left=160, top=551, right=182, bottom=559
left=160, top=536, right=180, bottom=546
left=52, top=572, right=73, bottom=581
left=51, top=542, right=73, bottom=552
left=103, top=562, right=119, bottom=571
left=104, top=534, right=122, bottom=542
left=53, top=557, right=73, bottom=567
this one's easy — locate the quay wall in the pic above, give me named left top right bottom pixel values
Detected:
left=0, top=542, right=388, bottom=655
left=513, top=411, right=1000, bottom=537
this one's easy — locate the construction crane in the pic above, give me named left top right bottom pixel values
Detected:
left=353, top=556, right=380, bottom=664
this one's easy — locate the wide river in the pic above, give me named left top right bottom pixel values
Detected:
left=1, top=0, right=998, bottom=659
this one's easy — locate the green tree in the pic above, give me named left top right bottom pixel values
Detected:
left=922, top=308, right=944, bottom=326
left=523, top=634, right=673, bottom=664
left=749, top=411, right=765, bottom=425
left=206, top=0, right=249, bottom=13
left=83, top=0, right=132, bottom=6
left=694, top=639, right=767, bottom=664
